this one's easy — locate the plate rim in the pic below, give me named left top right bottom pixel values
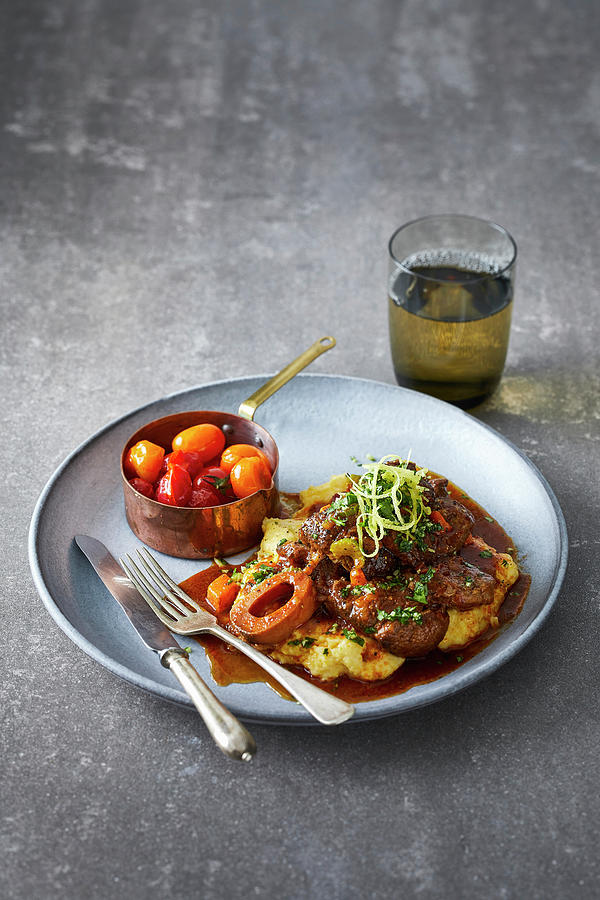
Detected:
left=28, top=373, right=569, bottom=724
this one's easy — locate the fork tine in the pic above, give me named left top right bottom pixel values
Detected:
left=138, top=548, right=202, bottom=612
left=119, top=556, right=177, bottom=626
left=121, top=555, right=182, bottom=620
left=133, top=550, right=198, bottom=615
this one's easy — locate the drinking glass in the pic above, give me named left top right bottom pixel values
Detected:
left=388, top=214, right=517, bottom=407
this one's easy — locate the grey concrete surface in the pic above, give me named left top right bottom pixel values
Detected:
left=2, top=0, right=599, bottom=897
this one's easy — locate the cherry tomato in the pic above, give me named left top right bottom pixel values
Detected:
left=188, top=479, right=222, bottom=508
left=155, top=465, right=192, bottom=506
left=194, top=469, right=235, bottom=503
left=128, top=477, right=155, bottom=498
left=168, top=449, right=204, bottom=478
left=124, top=440, right=165, bottom=483
left=198, top=465, right=229, bottom=481
left=172, top=424, right=225, bottom=462
left=220, top=443, right=271, bottom=475
left=230, top=456, right=272, bottom=499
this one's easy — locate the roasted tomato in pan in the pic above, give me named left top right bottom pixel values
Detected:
left=125, top=424, right=273, bottom=508
left=230, top=455, right=272, bottom=499
left=189, top=477, right=222, bottom=508
left=164, top=449, right=205, bottom=478
left=128, top=477, right=155, bottom=498
left=125, top=440, right=165, bottom=483
left=196, top=467, right=237, bottom=502
left=172, top=424, right=226, bottom=461
left=220, top=443, right=271, bottom=475
left=155, top=464, right=192, bottom=506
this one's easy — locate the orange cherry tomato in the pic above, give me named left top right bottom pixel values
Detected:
left=171, top=424, right=225, bottom=462
left=220, top=443, right=271, bottom=475
left=206, top=573, right=240, bottom=615
left=230, top=456, right=272, bottom=499
left=125, top=440, right=165, bottom=483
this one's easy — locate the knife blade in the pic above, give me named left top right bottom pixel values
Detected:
left=74, top=534, right=256, bottom=761
left=75, top=534, right=180, bottom=654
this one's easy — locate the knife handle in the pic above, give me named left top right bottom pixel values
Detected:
left=161, top=649, right=256, bottom=762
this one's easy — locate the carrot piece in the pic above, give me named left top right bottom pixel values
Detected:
left=430, top=510, right=452, bottom=532
left=206, top=573, right=239, bottom=615
left=350, top=566, right=367, bottom=586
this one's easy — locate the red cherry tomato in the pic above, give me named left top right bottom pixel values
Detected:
left=172, top=424, right=226, bottom=462
left=155, top=465, right=192, bottom=506
left=125, top=440, right=165, bottom=483
left=193, top=469, right=235, bottom=503
left=220, top=443, right=271, bottom=475
left=230, top=456, right=272, bottom=499
left=128, top=477, right=155, bottom=498
left=189, top=479, right=222, bottom=508
left=168, top=449, right=204, bottom=478
left=198, top=465, right=229, bottom=481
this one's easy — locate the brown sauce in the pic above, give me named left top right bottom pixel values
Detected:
left=179, top=486, right=531, bottom=704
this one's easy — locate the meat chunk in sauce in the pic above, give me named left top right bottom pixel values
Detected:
left=324, top=574, right=449, bottom=658
left=428, top=557, right=495, bottom=610
left=286, top=467, right=496, bottom=660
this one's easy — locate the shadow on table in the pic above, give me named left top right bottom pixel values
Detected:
left=475, top=365, right=600, bottom=425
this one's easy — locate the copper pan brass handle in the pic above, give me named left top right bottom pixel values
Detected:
left=238, top=336, right=336, bottom=421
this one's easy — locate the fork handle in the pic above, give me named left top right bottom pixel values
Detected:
left=206, top=626, right=354, bottom=725
left=161, top=649, right=256, bottom=762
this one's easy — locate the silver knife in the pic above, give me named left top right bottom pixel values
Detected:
left=75, top=535, right=256, bottom=762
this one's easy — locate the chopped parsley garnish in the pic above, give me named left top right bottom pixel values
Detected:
left=342, top=628, right=365, bottom=647
left=456, top=655, right=464, bottom=662
left=277, top=538, right=287, bottom=547
left=395, top=536, right=414, bottom=552
left=340, top=582, right=376, bottom=598
left=479, top=550, right=493, bottom=559
left=411, top=581, right=428, bottom=604
left=464, top=576, right=474, bottom=588
left=376, top=605, right=424, bottom=625
left=326, top=492, right=359, bottom=526
left=288, top=637, right=316, bottom=649
left=484, top=516, right=494, bottom=523
left=363, top=626, right=377, bottom=634
left=251, top=564, right=278, bottom=584
left=409, top=567, right=436, bottom=604
left=323, top=648, right=329, bottom=656
left=381, top=570, right=407, bottom=590
left=183, top=646, right=192, bottom=654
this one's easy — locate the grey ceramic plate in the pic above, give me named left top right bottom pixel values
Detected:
left=29, top=374, right=568, bottom=725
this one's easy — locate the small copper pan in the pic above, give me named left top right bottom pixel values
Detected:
left=121, top=336, right=336, bottom=559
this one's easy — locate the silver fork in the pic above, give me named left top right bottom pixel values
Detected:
left=119, top=549, right=354, bottom=726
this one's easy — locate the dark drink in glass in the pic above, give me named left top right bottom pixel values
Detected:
left=388, top=216, right=517, bottom=408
